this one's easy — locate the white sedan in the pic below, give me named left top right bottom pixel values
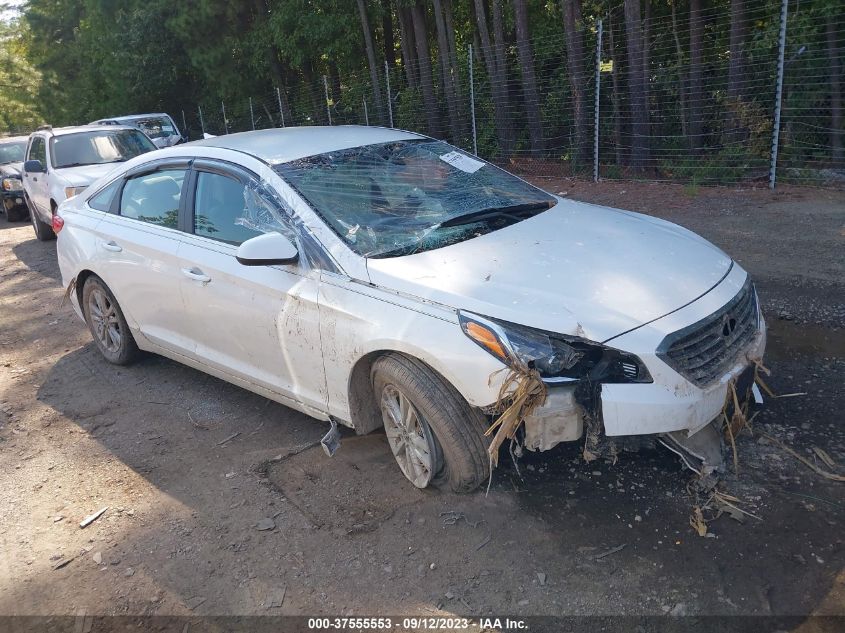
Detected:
left=56, top=127, right=766, bottom=492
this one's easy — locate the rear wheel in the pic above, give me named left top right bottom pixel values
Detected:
left=372, top=354, right=490, bottom=493
left=82, top=276, right=140, bottom=365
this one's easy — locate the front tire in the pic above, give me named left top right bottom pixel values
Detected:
left=372, top=354, right=490, bottom=493
left=82, top=276, right=140, bottom=365
left=27, top=197, right=55, bottom=241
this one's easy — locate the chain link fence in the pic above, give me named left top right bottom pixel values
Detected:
left=180, top=0, right=844, bottom=189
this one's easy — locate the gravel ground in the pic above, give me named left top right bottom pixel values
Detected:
left=0, top=182, right=842, bottom=627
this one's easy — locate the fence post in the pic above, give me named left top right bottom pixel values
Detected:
left=249, top=97, right=255, bottom=130
left=363, top=97, right=369, bottom=126
left=769, top=0, right=788, bottom=190
left=221, top=101, right=229, bottom=134
left=276, top=87, right=286, bottom=128
left=384, top=61, right=393, bottom=128
left=323, top=75, right=332, bottom=125
left=469, top=44, right=477, bottom=156
left=198, top=105, right=206, bottom=137
left=594, top=19, right=603, bottom=183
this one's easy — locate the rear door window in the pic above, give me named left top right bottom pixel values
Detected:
left=88, top=180, right=121, bottom=212
left=119, top=169, right=186, bottom=228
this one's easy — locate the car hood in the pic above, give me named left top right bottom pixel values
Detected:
left=57, top=163, right=122, bottom=187
left=365, top=198, right=733, bottom=342
left=0, top=162, right=22, bottom=178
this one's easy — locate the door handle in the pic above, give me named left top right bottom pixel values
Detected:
left=102, top=241, right=122, bottom=252
left=181, top=267, right=211, bottom=283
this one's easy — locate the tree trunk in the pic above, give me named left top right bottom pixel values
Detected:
left=727, top=0, right=747, bottom=102
left=411, top=2, right=441, bottom=135
left=443, top=0, right=460, bottom=92
left=397, top=3, right=418, bottom=89
left=252, top=0, right=292, bottom=125
left=357, top=0, right=386, bottom=122
left=826, top=13, right=843, bottom=162
left=642, top=0, right=650, bottom=137
left=688, top=0, right=704, bottom=151
left=608, top=12, right=623, bottom=166
left=381, top=0, right=396, bottom=69
left=328, top=61, right=342, bottom=105
left=433, top=0, right=461, bottom=142
left=474, top=0, right=514, bottom=153
left=513, top=0, right=543, bottom=155
left=302, top=60, right=325, bottom=125
left=670, top=0, right=688, bottom=139
left=561, top=0, right=588, bottom=167
left=491, top=0, right=507, bottom=88
left=624, top=0, right=649, bottom=167
left=723, top=0, right=748, bottom=143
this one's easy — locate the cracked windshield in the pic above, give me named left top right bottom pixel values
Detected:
left=274, top=139, right=556, bottom=258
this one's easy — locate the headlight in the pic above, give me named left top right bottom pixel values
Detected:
left=2, top=178, right=23, bottom=192
left=65, top=186, right=87, bottom=199
left=459, top=311, right=652, bottom=384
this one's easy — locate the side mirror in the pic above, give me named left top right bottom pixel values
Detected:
left=24, top=159, right=45, bottom=173
left=236, top=232, right=298, bottom=266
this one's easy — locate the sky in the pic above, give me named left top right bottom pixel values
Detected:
left=1, top=0, right=25, bottom=22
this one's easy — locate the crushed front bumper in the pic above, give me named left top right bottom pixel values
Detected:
left=522, top=268, right=766, bottom=449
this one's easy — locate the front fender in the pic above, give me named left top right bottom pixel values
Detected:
left=318, top=273, right=506, bottom=427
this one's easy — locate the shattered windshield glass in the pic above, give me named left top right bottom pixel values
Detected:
left=0, top=141, right=25, bottom=164
left=273, top=140, right=556, bottom=258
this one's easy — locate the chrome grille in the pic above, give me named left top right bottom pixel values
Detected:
left=657, top=279, right=759, bottom=387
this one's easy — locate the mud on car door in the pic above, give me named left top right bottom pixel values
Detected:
left=175, top=159, right=327, bottom=412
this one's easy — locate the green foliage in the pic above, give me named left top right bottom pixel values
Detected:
left=0, top=19, right=42, bottom=133
left=9, top=0, right=844, bottom=184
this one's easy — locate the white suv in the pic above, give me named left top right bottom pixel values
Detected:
left=22, top=125, right=156, bottom=240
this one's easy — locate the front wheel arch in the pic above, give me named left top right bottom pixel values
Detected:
left=348, top=349, right=492, bottom=436
left=370, top=352, right=491, bottom=492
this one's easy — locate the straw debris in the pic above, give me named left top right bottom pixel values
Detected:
left=484, top=363, right=547, bottom=467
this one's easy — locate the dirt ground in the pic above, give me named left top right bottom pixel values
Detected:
left=0, top=181, right=843, bottom=628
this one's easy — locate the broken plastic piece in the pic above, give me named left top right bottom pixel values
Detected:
left=660, top=421, right=725, bottom=474
left=321, top=418, right=341, bottom=457
left=752, top=383, right=763, bottom=404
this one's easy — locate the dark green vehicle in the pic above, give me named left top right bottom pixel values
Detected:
left=0, top=136, right=29, bottom=222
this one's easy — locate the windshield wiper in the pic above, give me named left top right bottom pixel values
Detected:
left=57, top=162, right=94, bottom=169
left=436, top=201, right=554, bottom=229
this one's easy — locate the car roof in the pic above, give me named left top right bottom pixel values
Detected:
left=191, top=126, right=425, bottom=165
left=36, top=124, right=139, bottom=138
left=0, top=136, right=30, bottom=144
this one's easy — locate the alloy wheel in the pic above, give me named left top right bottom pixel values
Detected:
left=379, top=384, right=436, bottom=488
left=88, top=288, right=122, bottom=353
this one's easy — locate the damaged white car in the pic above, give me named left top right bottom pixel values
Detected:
left=55, top=126, right=766, bottom=492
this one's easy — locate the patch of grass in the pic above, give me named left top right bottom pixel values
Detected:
left=683, top=181, right=700, bottom=197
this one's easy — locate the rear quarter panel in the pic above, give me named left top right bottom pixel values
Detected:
left=56, top=200, right=107, bottom=315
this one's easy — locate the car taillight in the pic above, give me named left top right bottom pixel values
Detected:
left=52, top=214, right=64, bottom=233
